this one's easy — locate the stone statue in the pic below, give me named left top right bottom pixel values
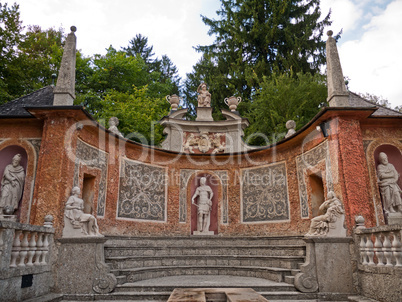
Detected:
left=307, top=191, right=345, bottom=236
left=285, top=120, right=296, bottom=138
left=192, top=177, right=213, bottom=233
left=377, top=152, right=402, bottom=214
left=64, top=186, right=102, bottom=237
left=197, top=83, right=211, bottom=107
left=108, top=117, right=123, bottom=138
left=0, top=154, right=25, bottom=216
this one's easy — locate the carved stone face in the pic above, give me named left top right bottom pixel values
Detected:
left=72, top=187, right=81, bottom=195
left=11, top=155, right=21, bottom=167
left=379, top=152, right=388, bottom=165
left=200, top=177, right=206, bottom=186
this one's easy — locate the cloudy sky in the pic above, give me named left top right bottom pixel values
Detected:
left=14, top=0, right=402, bottom=108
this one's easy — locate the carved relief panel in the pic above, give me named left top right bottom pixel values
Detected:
left=182, top=132, right=226, bottom=154
left=241, top=162, right=290, bottom=223
left=117, top=158, right=167, bottom=222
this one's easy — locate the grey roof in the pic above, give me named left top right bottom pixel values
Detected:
left=0, top=86, right=54, bottom=117
left=348, top=92, right=402, bottom=116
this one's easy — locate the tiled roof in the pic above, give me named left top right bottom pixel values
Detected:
left=348, top=92, right=402, bottom=116
left=0, top=86, right=54, bottom=117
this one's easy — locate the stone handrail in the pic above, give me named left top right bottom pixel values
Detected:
left=354, top=224, right=401, bottom=267
left=0, top=219, right=54, bottom=274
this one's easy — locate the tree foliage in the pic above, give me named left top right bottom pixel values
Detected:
left=244, top=72, right=327, bottom=145
left=184, top=0, right=332, bottom=115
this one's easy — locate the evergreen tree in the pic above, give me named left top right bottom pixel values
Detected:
left=184, top=0, right=332, bottom=113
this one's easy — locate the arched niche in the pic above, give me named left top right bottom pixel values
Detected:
left=0, top=145, right=28, bottom=220
left=188, top=172, right=221, bottom=235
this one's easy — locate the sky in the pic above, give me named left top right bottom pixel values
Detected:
left=13, top=0, right=402, bottom=108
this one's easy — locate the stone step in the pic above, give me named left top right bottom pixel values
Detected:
left=105, top=236, right=306, bottom=248
left=106, top=254, right=305, bottom=270
left=105, top=245, right=306, bottom=258
left=291, top=268, right=301, bottom=276
left=116, top=283, right=296, bottom=293
left=112, top=265, right=293, bottom=284
left=284, top=275, right=295, bottom=285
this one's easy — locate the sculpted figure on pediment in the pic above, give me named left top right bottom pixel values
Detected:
left=307, top=191, right=344, bottom=236
left=108, top=117, right=124, bottom=138
left=197, top=83, right=211, bottom=107
left=64, top=186, right=102, bottom=237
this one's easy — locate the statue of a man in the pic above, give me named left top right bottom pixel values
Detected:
left=197, top=83, right=211, bottom=107
left=192, top=177, right=213, bottom=233
left=307, top=191, right=344, bottom=236
left=377, top=152, right=402, bottom=214
left=0, top=154, right=25, bottom=215
left=65, top=186, right=102, bottom=236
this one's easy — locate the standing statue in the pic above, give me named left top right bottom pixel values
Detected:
left=108, top=117, right=124, bottom=138
left=377, top=152, right=402, bottom=214
left=197, top=83, right=211, bottom=107
left=64, top=186, right=102, bottom=236
left=192, top=177, right=213, bottom=233
left=307, top=191, right=344, bottom=236
left=0, top=154, right=25, bottom=215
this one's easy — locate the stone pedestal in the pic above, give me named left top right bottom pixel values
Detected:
left=0, top=215, right=17, bottom=222
left=56, top=237, right=116, bottom=294
left=193, top=230, right=214, bottom=236
left=295, top=237, right=355, bottom=294
left=196, top=107, right=213, bottom=121
left=387, top=212, right=402, bottom=225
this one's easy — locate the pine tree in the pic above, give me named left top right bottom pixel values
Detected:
left=184, top=0, right=332, bottom=113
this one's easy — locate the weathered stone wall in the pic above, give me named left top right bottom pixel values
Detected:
left=2, top=109, right=400, bottom=238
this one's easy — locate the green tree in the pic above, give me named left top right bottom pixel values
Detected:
left=97, top=86, right=169, bottom=145
left=0, top=2, right=23, bottom=102
left=244, top=72, right=327, bottom=145
left=184, top=0, right=332, bottom=113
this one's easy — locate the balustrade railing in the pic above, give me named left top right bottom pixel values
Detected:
left=0, top=217, right=54, bottom=271
left=355, top=221, right=401, bottom=268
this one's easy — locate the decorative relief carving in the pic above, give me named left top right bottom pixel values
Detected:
left=117, top=158, right=167, bottom=221
left=363, top=140, right=373, bottom=155
left=92, top=241, right=117, bottom=294
left=296, top=142, right=328, bottom=218
left=241, top=162, right=289, bottom=223
left=179, top=169, right=193, bottom=222
left=214, top=170, right=228, bottom=224
left=182, top=132, right=225, bottom=154
left=74, top=140, right=108, bottom=217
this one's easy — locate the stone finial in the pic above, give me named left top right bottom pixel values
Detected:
left=285, top=120, right=296, bottom=138
left=224, top=96, right=242, bottom=112
left=355, top=215, right=365, bottom=229
left=53, top=26, right=77, bottom=106
left=326, top=30, right=349, bottom=107
left=166, top=94, right=181, bottom=111
left=43, top=214, right=54, bottom=228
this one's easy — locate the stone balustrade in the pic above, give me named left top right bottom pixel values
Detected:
left=355, top=224, right=402, bottom=267
left=0, top=219, right=54, bottom=275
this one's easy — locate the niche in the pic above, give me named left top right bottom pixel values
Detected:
left=309, top=172, right=325, bottom=217
left=82, top=174, right=96, bottom=214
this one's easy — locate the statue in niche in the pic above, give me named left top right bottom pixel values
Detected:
left=197, top=83, right=211, bottom=107
left=64, top=186, right=102, bottom=236
left=377, top=152, right=402, bottom=214
left=306, top=191, right=345, bottom=236
left=108, top=117, right=124, bottom=138
left=192, top=177, right=213, bottom=233
left=285, top=120, right=296, bottom=138
left=0, top=154, right=25, bottom=216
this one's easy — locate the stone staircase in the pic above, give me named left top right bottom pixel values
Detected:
left=103, top=236, right=309, bottom=301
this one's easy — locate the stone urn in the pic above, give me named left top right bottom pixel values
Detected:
left=224, top=96, right=242, bottom=111
left=166, top=94, right=181, bottom=110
